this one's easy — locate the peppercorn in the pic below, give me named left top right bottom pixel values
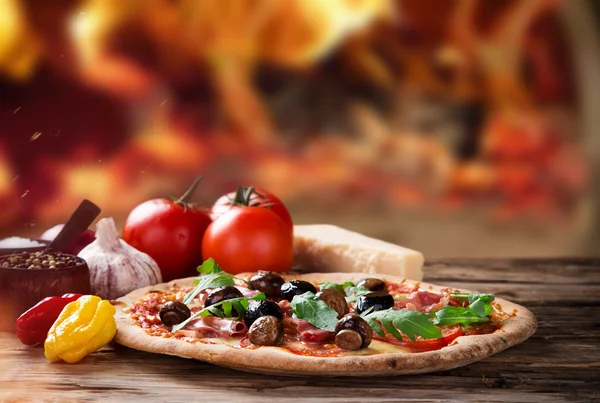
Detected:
left=0, top=252, right=84, bottom=270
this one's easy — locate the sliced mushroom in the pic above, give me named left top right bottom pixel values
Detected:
left=159, top=301, right=191, bottom=326
left=316, top=288, right=349, bottom=319
left=356, top=278, right=387, bottom=292
left=248, top=315, right=284, bottom=346
left=334, top=313, right=373, bottom=350
left=248, top=271, right=285, bottom=298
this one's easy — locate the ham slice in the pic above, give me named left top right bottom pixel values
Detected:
left=236, top=286, right=260, bottom=298
left=395, top=291, right=447, bottom=313
left=185, top=316, right=247, bottom=338
left=287, top=317, right=334, bottom=344
left=278, top=300, right=291, bottom=315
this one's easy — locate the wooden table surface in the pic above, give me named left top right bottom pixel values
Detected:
left=1, top=258, right=599, bottom=403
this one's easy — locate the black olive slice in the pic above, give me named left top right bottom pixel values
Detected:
left=205, top=286, right=244, bottom=316
left=280, top=280, right=317, bottom=302
left=244, top=299, right=283, bottom=327
left=354, top=291, right=394, bottom=315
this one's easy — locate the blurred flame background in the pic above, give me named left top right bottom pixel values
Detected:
left=1, top=0, right=598, bottom=258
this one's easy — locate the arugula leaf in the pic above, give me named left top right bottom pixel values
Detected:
left=316, top=281, right=370, bottom=302
left=468, top=299, right=492, bottom=317
left=290, top=292, right=339, bottom=332
left=182, top=259, right=236, bottom=305
left=450, top=292, right=495, bottom=304
left=364, top=309, right=442, bottom=342
left=469, top=293, right=494, bottom=304
left=344, top=285, right=371, bottom=303
left=432, top=306, right=490, bottom=326
left=432, top=293, right=495, bottom=326
left=320, top=281, right=353, bottom=295
left=172, top=293, right=266, bottom=332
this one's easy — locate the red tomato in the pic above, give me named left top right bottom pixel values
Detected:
left=374, top=325, right=463, bottom=352
left=210, top=187, right=293, bottom=231
left=202, top=207, right=293, bottom=274
left=122, top=177, right=212, bottom=282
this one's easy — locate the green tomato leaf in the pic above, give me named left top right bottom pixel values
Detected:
left=364, top=309, right=442, bottom=342
left=290, top=292, right=339, bottom=332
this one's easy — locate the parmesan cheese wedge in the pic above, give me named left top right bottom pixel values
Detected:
left=293, top=225, right=424, bottom=281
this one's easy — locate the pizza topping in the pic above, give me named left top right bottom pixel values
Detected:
left=355, top=291, right=394, bottom=315
left=364, top=308, right=442, bottom=342
left=432, top=293, right=494, bottom=326
left=373, top=324, right=463, bottom=352
left=234, top=286, right=261, bottom=298
left=292, top=318, right=335, bottom=344
left=394, top=291, right=445, bottom=313
left=248, top=271, right=285, bottom=298
left=281, top=280, right=318, bottom=302
left=334, top=313, right=372, bottom=350
left=318, top=281, right=371, bottom=302
left=182, top=259, right=236, bottom=305
left=243, top=300, right=283, bottom=327
left=189, top=316, right=248, bottom=338
left=248, top=316, right=284, bottom=346
left=205, top=286, right=245, bottom=316
left=159, top=301, right=191, bottom=326
left=356, top=278, right=387, bottom=292
left=172, top=293, right=267, bottom=332
left=316, top=289, right=349, bottom=319
left=290, top=292, right=339, bottom=332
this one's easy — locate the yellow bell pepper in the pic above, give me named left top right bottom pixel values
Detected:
left=44, top=295, right=117, bottom=363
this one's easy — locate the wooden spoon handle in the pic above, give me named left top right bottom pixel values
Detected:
left=47, top=199, right=101, bottom=253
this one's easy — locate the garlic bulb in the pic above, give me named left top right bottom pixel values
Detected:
left=78, top=217, right=162, bottom=299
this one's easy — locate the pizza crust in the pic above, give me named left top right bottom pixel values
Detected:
left=114, top=272, right=537, bottom=376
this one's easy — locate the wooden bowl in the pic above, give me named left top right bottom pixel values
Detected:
left=0, top=252, right=91, bottom=330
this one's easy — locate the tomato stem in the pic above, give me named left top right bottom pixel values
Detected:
left=175, top=175, right=203, bottom=207
left=233, top=186, right=255, bottom=206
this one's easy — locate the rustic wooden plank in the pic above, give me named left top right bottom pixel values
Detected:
left=1, top=258, right=598, bottom=402
left=425, top=258, right=600, bottom=285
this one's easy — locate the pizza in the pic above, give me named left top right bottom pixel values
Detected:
left=114, top=262, right=537, bottom=376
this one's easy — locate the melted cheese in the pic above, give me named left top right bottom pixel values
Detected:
left=293, top=225, right=424, bottom=281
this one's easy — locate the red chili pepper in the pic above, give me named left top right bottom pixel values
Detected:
left=15, top=293, right=83, bottom=346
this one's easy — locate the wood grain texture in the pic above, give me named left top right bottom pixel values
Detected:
left=1, top=258, right=599, bottom=402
